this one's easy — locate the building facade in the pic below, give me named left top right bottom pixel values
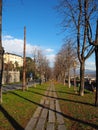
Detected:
left=2, top=53, right=23, bottom=84
left=4, top=52, right=23, bottom=67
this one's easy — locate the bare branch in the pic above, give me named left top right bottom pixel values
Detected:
left=84, top=46, right=95, bottom=60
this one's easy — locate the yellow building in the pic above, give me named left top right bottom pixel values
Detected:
left=4, top=52, right=23, bottom=67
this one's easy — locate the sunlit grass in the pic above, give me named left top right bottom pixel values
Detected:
left=0, top=83, right=48, bottom=130
left=1, top=82, right=98, bottom=130
left=55, top=83, right=98, bottom=130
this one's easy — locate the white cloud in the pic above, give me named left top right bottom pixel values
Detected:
left=2, top=35, right=95, bottom=69
left=3, top=35, right=14, bottom=39
left=45, top=48, right=54, bottom=53
left=2, top=35, right=56, bottom=67
left=85, top=61, right=95, bottom=70
left=3, top=36, right=24, bottom=56
left=2, top=35, right=40, bottom=56
left=46, top=54, right=56, bottom=67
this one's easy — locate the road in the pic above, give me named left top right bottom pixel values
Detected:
left=2, top=81, right=35, bottom=92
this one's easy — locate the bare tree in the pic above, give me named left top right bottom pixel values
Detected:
left=62, top=40, right=77, bottom=88
left=42, top=57, right=51, bottom=82
left=54, top=39, right=78, bottom=87
left=36, top=49, right=51, bottom=85
left=32, top=48, right=38, bottom=87
left=57, top=0, right=98, bottom=96
left=54, top=52, right=67, bottom=84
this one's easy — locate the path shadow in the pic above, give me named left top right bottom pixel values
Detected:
left=9, top=91, right=98, bottom=129
left=55, top=90, right=78, bottom=95
left=33, top=86, right=91, bottom=95
left=57, top=97, right=94, bottom=106
left=9, top=91, right=47, bottom=108
left=28, top=90, right=94, bottom=107
left=33, top=87, right=48, bottom=91
left=28, top=90, right=52, bottom=98
left=58, top=111, right=98, bottom=129
left=33, top=87, right=78, bottom=96
left=0, top=105, right=24, bottom=130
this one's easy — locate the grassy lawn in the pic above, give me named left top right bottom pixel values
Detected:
left=0, top=83, right=48, bottom=130
left=55, top=83, right=98, bottom=130
left=1, top=82, right=98, bottom=130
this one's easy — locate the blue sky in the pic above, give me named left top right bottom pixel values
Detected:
left=3, top=0, right=63, bottom=48
left=2, top=0, right=96, bottom=70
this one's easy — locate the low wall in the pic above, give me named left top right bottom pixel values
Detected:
left=2, top=71, right=20, bottom=84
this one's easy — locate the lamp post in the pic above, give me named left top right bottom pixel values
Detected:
left=0, top=0, right=4, bottom=103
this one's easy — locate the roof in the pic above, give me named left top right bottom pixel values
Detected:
left=4, top=52, right=23, bottom=58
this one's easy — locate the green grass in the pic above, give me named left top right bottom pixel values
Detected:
left=55, top=83, right=98, bottom=130
left=0, top=83, right=48, bottom=130
left=1, top=82, right=98, bottom=130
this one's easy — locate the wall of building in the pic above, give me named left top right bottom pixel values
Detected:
left=4, top=53, right=23, bottom=67
left=2, top=71, right=20, bottom=84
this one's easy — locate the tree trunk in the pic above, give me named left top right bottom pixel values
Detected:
left=68, top=69, right=70, bottom=88
left=0, top=88, right=2, bottom=103
left=79, top=61, right=85, bottom=96
left=95, top=20, right=98, bottom=106
left=74, top=67, right=77, bottom=93
left=63, top=74, right=66, bottom=86
left=95, top=46, right=98, bottom=106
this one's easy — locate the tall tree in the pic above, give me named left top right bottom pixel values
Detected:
left=62, top=39, right=77, bottom=88
left=87, top=19, right=98, bottom=106
left=54, top=52, right=66, bottom=84
left=26, top=57, right=35, bottom=80
left=57, top=0, right=98, bottom=96
left=54, top=39, right=77, bottom=87
left=0, top=0, right=4, bottom=103
left=36, top=49, right=50, bottom=85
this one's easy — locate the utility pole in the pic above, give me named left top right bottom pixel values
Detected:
left=0, top=0, right=4, bottom=103
left=22, top=26, right=26, bottom=91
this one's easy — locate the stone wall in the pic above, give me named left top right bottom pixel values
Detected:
left=2, top=71, right=20, bottom=84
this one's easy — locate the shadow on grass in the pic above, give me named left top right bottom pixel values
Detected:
left=9, top=91, right=98, bottom=129
left=0, top=105, right=24, bottom=130
left=56, top=97, right=94, bottom=106
left=33, top=87, right=48, bottom=91
left=57, top=90, right=78, bottom=95
left=33, top=87, right=79, bottom=96
left=33, top=86, right=91, bottom=95
left=28, top=90, right=94, bottom=107
left=60, top=111, right=98, bottom=129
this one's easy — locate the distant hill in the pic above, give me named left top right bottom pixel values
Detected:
left=85, top=69, right=96, bottom=78
left=72, top=69, right=96, bottom=78
left=85, top=69, right=95, bottom=75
